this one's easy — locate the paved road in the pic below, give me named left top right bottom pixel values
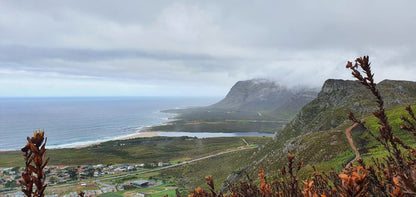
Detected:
left=50, top=145, right=257, bottom=188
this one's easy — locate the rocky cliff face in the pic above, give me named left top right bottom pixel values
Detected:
left=320, top=79, right=361, bottom=94
left=210, top=79, right=294, bottom=111
left=280, top=79, right=416, bottom=138
left=209, top=79, right=318, bottom=115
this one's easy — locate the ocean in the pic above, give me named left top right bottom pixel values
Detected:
left=0, top=97, right=218, bottom=150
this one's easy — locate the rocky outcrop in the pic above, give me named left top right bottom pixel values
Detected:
left=320, top=79, right=361, bottom=94
left=210, top=79, right=294, bottom=111
left=209, top=79, right=318, bottom=115
left=280, top=79, right=416, bottom=138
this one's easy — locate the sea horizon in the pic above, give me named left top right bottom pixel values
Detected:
left=0, top=96, right=220, bottom=151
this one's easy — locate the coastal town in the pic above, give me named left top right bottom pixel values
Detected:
left=0, top=162, right=171, bottom=197
left=0, top=145, right=256, bottom=196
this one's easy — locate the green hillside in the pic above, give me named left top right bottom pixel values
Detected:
left=223, top=79, right=416, bottom=186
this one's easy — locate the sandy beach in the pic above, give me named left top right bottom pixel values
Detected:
left=118, top=131, right=160, bottom=140
left=73, top=131, right=161, bottom=149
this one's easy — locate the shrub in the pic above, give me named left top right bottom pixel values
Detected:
left=186, top=56, right=416, bottom=197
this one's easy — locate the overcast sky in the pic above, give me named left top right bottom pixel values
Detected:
left=0, top=0, right=415, bottom=97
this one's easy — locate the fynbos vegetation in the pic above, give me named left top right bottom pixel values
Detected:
left=20, top=130, right=49, bottom=197
left=187, top=56, right=416, bottom=197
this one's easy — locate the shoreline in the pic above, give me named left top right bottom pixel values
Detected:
left=0, top=130, right=167, bottom=152
left=0, top=98, right=219, bottom=152
left=0, top=130, right=275, bottom=151
left=56, top=109, right=181, bottom=149
left=0, top=110, right=181, bottom=152
left=73, top=131, right=161, bottom=149
left=1, top=105, right=277, bottom=151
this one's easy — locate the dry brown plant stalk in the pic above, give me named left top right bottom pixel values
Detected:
left=20, top=130, right=50, bottom=197
left=78, top=191, right=85, bottom=197
left=346, top=56, right=416, bottom=196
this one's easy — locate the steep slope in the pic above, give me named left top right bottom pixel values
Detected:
left=226, top=79, right=416, bottom=186
left=279, top=79, right=416, bottom=139
left=210, top=79, right=294, bottom=111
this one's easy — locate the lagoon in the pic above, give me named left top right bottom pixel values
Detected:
left=158, top=131, right=275, bottom=138
left=0, top=97, right=219, bottom=150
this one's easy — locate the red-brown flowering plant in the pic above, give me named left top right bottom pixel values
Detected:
left=20, top=130, right=50, bottom=197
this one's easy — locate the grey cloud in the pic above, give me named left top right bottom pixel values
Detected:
left=0, top=46, right=221, bottom=62
left=0, top=0, right=415, bottom=97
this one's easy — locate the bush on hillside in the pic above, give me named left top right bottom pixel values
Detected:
left=186, top=56, right=416, bottom=197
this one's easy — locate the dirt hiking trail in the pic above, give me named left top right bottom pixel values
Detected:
left=345, top=117, right=371, bottom=168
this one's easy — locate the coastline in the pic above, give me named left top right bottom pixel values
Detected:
left=0, top=111, right=181, bottom=152
left=0, top=128, right=168, bottom=152
left=0, top=97, right=220, bottom=152
left=0, top=108, right=276, bottom=151
left=59, top=109, right=181, bottom=150
left=73, top=131, right=161, bottom=149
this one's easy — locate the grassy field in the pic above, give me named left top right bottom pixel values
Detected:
left=156, top=107, right=290, bottom=133
left=99, top=191, right=124, bottom=197
left=150, top=120, right=285, bottom=133
left=0, top=136, right=272, bottom=196
left=94, top=146, right=266, bottom=196
left=154, top=147, right=268, bottom=195
left=98, top=184, right=177, bottom=197
left=0, top=136, right=272, bottom=167
left=357, top=105, right=416, bottom=163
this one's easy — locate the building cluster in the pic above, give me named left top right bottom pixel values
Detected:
left=0, top=161, right=170, bottom=196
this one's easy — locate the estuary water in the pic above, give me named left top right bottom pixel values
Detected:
left=0, top=97, right=272, bottom=151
